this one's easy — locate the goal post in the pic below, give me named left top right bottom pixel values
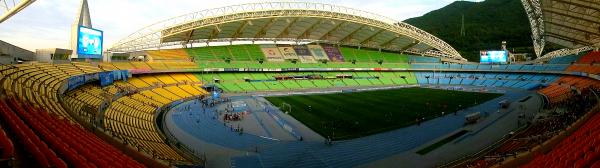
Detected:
left=280, top=102, right=292, bottom=114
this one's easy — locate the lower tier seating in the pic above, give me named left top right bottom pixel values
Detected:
left=0, top=126, right=15, bottom=163
left=523, top=110, right=600, bottom=168
left=465, top=86, right=598, bottom=168
left=103, top=84, right=208, bottom=161
left=195, top=72, right=418, bottom=93
left=0, top=99, right=65, bottom=168
left=0, top=98, right=144, bottom=167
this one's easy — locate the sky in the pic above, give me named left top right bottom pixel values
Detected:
left=0, top=0, right=483, bottom=51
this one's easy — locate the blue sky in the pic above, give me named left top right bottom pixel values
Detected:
left=0, top=0, right=483, bottom=51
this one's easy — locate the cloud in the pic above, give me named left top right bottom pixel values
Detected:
left=0, top=0, right=479, bottom=51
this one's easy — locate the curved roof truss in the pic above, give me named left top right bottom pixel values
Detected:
left=522, top=0, right=600, bottom=59
left=109, top=2, right=465, bottom=61
left=0, top=0, right=36, bottom=24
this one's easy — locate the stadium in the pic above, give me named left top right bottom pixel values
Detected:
left=0, top=0, right=599, bottom=168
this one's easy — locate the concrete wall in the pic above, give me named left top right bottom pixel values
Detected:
left=0, top=40, right=35, bottom=64
left=35, top=48, right=72, bottom=63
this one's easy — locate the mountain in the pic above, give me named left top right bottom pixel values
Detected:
left=404, top=0, right=534, bottom=61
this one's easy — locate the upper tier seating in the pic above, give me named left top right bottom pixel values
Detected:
left=576, top=51, right=600, bottom=64
left=186, top=44, right=266, bottom=62
left=146, top=62, right=169, bottom=70
left=409, top=63, right=569, bottom=72
left=130, top=62, right=153, bottom=69
left=146, top=49, right=191, bottom=61
left=109, top=62, right=137, bottom=70
left=567, top=65, right=600, bottom=74
left=197, top=72, right=418, bottom=93
left=71, top=62, right=103, bottom=73
left=409, top=55, right=441, bottom=63
left=543, top=64, right=570, bottom=71
left=143, top=44, right=415, bottom=67
left=547, top=54, right=582, bottom=64
left=566, top=64, right=600, bottom=74
left=414, top=72, right=556, bottom=90
left=101, top=61, right=199, bottom=71
left=339, top=47, right=366, bottom=62
left=538, top=76, right=600, bottom=104
left=163, top=62, right=198, bottom=69
left=338, top=47, right=410, bottom=63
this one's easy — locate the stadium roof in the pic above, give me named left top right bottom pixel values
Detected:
left=109, top=2, right=465, bottom=61
left=0, top=0, right=36, bottom=24
left=522, top=0, right=600, bottom=59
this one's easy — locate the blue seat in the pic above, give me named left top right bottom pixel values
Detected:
left=477, top=65, right=492, bottom=70
left=547, top=54, right=582, bottom=64
left=409, top=55, right=441, bottom=63
left=506, top=64, right=523, bottom=70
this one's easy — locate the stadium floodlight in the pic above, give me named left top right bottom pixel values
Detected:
left=0, top=0, right=36, bottom=24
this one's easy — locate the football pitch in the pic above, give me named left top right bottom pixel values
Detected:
left=265, top=87, right=502, bottom=140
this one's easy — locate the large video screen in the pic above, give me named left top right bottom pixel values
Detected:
left=77, top=26, right=103, bottom=58
left=480, top=50, right=507, bottom=64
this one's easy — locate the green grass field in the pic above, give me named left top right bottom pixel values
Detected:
left=265, top=87, right=502, bottom=140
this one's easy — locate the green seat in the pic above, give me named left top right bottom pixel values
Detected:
left=220, top=83, right=242, bottom=92
left=342, top=79, right=360, bottom=86
left=211, top=46, right=230, bottom=61
left=280, top=80, right=302, bottom=89
left=229, top=45, right=252, bottom=61
left=368, top=79, right=384, bottom=85
left=236, top=82, right=256, bottom=91
left=263, top=81, right=286, bottom=90
left=331, top=79, right=346, bottom=87
left=244, top=45, right=266, bottom=61
left=296, top=80, right=316, bottom=88
left=251, top=82, right=270, bottom=90
left=312, top=80, right=332, bottom=88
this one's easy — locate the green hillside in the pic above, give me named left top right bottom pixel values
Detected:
left=404, top=0, right=534, bottom=61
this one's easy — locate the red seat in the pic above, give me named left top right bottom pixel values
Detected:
left=522, top=104, right=600, bottom=166
left=0, top=128, right=15, bottom=159
left=591, top=160, right=600, bottom=168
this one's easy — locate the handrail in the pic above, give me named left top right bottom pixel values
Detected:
left=155, top=95, right=207, bottom=166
